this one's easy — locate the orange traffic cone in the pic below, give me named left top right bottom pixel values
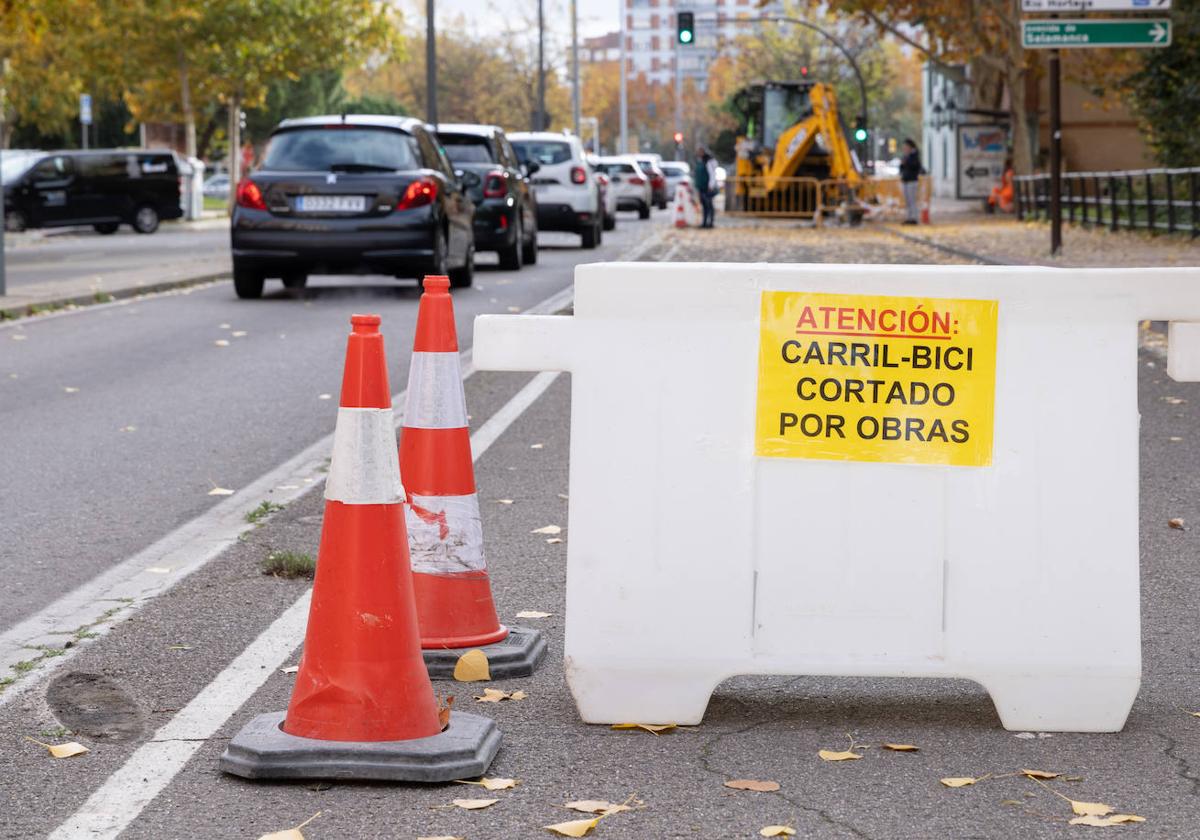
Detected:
left=400, top=276, right=546, bottom=679
left=673, top=184, right=689, bottom=228
left=220, top=313, right=501, bottom=782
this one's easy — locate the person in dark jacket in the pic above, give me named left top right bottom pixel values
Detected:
left=693, top=145, right=716, bottom=228
left=899, top=139, right=924, bottom=224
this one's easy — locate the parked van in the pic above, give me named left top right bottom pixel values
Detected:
left=2, top=149, right=184, bottom=234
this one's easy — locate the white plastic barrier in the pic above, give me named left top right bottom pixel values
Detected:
left=474, top=263, right=1200, bottom=732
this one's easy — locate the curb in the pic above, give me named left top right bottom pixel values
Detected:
left=0, top=271, right=229, bottom=322
left=880, top=224, right=1028, bottom=267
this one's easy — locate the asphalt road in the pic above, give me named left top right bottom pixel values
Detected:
left=0, top=211, right=666, bottom=633
left=2, top=221, right=231, bottom=290
left=1, top=222, right=1197, bottom=839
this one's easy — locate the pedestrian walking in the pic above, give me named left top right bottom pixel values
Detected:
left=694, top=145, right=718, bottom=228
left=900, top=138, right=925, bottom=225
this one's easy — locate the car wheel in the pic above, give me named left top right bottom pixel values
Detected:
left=93, top=222, right=119, bottom=235
left=233, top=264, right=264, bottom=299
left=449, top=243, right=474, bottom=288
left=431, top=228, right=449, bottom=277
left=132, top=204, right=160, bottom=234
left=4, top=209, right=27, bottom=233
left=603, top=210, right=616, bottom=231
left=498, top=220, right=523, bottom=271
left=281, top=272, right=308, bottom=290
left=638, top=202, right=650, bottom=220
left=580, top=221, right=599, bottom=249
left=522, top=225, right=538, bottom=265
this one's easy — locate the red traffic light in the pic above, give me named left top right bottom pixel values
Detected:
left=800, top=65, right=808, bottom=77
left=673, top=131, right=683, bottom=144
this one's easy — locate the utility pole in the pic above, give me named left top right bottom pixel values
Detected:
left=0, top=60, right=7, bottom=298
left=571, top=0, right=581, bottom=137
left=619, top=0, right=628, bottom=153
left=537, top=0, right=546, bottom=130
left=1049, top=47, right=1062, bottom=256
left=426, top=0, right=437, bottom=124
left=674, top=20, right=682, bottom=144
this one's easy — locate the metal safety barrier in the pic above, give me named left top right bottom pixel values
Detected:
left=725, top=176, right=823, bottom=219
left=1016, top=168, right=1200, bottom=238
left=861, top=176, right=932, bottom=221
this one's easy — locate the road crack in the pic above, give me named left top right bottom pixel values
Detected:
left=1154, top=730, right=1200, bottom=797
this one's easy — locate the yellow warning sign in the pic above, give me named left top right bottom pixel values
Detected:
left=755, top=291, right=998, bottom=466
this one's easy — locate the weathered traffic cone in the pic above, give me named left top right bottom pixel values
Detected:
left=673, top=184, right=690, bottom=228
left=400, top=276, right=546, bottom=679
left=219, top=313, right=501, bottom=782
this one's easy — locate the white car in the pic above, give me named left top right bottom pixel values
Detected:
left=587, top=156, right=619, bottom=231
left=510, top=132, right=603, bottom=249
left=660, top=161, right=692, bottom=199
left=592, top=156, right=652, bottom=219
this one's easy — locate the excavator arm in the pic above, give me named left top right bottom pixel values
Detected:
left=760, top=83, right=861, bottom=192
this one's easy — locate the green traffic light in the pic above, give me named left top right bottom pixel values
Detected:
left=854, top=128, right=868, bottom=142
left=680, top=30, right=693, bottom=44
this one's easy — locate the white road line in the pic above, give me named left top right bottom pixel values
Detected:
left=0, top=285, right=571, bottom=705
left=48, top=366, right=564, bottom=840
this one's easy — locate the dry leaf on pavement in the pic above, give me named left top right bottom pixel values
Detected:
left=26, top=737, right=89, bottom=759
left=453, top=649, right=490, bottom=682
left=760, top=827, right=796, bottom=837
left=451, top=798, right=499, bottom=810
left=564, top=800, right=632, bottom=815
left=516, top=610, right=552, bottom=619
left=214, top=339, right=230, bottom=347
left=1020, top=769, right=1061, bottom=779
left=495, top=499, right=515, bottom=504
left=63, top=386, right=79, bottom=393
left=546, top=538, right=563, bottom=544
left=438, top=696, right=455, bottom=730
left=532, top=525, right=562, bottom=535
left=940, top=777, right=984, bottom=788
left=882, top=743, right=919, bottom=752
left=724, top=779, right=780, bottom=792
left=1071, top=800, right=1114, bottom=817
left=818, top=749, right=862, bottom=762
left=545, top=817, right=600, bottom=837
left=475, top=688, right=526, bottom=703
left=1168, top=518, right=1186, bottom=530
left=530, top=443, right=544, bottom=449
left=1068, top=814, right=1145, bottom=827
left=611, top=723, right=676, bottom=734
left=232, top=331, right=247, bottom=337
left=208, top=487, right=235, bottom=496
left=456, top=777, right=518, bottom=791
left=256, top=811, right=321, bottom=840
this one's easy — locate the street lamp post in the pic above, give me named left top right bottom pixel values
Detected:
left=426, top=0, right=437, bottom=124
left=571, top=0, right=581, bottom=137
left=619, top=0, right=628, bottom=153
left=537, top=0, right=546, bottom=130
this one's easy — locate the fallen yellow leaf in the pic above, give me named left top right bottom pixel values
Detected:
left=456, top=777, right=518, bottom=791
left=1020, top=769, right=1061, bottom=779
left=882, top=743, right=919, bottom=752
left=940, top=777, right=981, bottom=788
left=453, top=649, right=490, bottom=682
left=611, top=723, right=676, bottom=734
left=818, top=749, right=862, bottom=762
left=725, top=779, right=781, bottom=792
left=63, top=386, right=79, bottom=393
left=532, top=525, right=562, bottom=535
left=474, top=688, right=527, bottom=703
left=214, top=339, right=230, bottom=347
left=256, top=811, right=321, bottom=840
left=530, top=443, right=544, bottom=449
left=516, top=610, right=553, bottom=619
left=563, top=799, right=633, bottom=815
left=451, top=798, right=499, bottom=810
left=545, top=818, right=599, bottom=837
left=1168, top=518, right=1186, bottom=530
left=546, top=538, right=564, bottom=544
left=26, top=737, right=89, bottom=759
left=1071, top=800, right=1114, bottom=817
left=208, top=487, right=235, bottom=496
left=438, top=696, right=454, bottom=730
left=495, top=499, right=515, bottom=504
left=1068, top=814, right=1145, bottom=827
left=1188, top=711, right=1200, bottom=718
left=760, top=827, right=796, bottom=838
left=232, top=331, right=247, bottom=337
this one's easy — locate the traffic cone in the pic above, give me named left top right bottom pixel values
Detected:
left=219, top=314, right=501, bottom=782
left=400, top=276, right=546, bottom=679
left=673, top=184, right=689, bottom=228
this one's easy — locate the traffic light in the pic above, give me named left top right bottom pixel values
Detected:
left=853, top=117, right=867, bottom=143
left=673, top=131, right=683, bottom=145
left=677, top=11, right=694, bottom=45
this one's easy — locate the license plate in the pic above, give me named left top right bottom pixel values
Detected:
left=296, top=195, right=367, bottom=213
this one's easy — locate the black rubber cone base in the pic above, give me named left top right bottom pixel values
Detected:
left=219, top=710, right=501, bottom=782
left=423, top=625, right=547, bottom=680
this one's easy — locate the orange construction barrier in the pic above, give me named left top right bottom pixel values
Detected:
left=400, top=276, right=546, bottom=678
left=673, top=184, right=689, bottom=228
left=220, top=313, right=501, bottom=781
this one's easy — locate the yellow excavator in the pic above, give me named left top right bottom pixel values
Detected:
left=730, top=80, right=864, bottom=218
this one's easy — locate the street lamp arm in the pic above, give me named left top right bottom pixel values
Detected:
left=759, top=16, right=869, bottom=129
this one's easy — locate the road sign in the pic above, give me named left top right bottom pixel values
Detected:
left=1022, top=0, right=1169, bottom=10
left=957, top=124, right=1007, bottom=200
left=79, top=93, right=92, bottom=126
left=1022, top=18, right=1171, bottom=48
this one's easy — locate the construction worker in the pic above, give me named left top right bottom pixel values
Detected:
left=988, top=158, right=1015, bottom=214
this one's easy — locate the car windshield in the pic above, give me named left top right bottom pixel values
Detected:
left=512, top=140, right=572, bottom=166
left=440, top=136, right=495, bottom=164
left=262, top=127, right=418, bottom=172
left=662, top=165, right=687, bottom=176
left=1, top=154, right=37, bottom=185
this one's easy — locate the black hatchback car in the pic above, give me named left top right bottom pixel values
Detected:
left=436, top=124, right=538, bottom=271
left=230, top=115, right=475, bottom=299
left=2, top=149, right=182, bottom=234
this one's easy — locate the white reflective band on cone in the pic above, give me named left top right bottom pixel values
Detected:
left=406, top=493, right=486, bottom=575
left=325, top=407, right=405, bottom=505
left=403, top=352, right=469, bottom=429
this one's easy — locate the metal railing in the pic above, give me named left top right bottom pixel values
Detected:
left=725, top=176, right=824, bottom=219
left=1015, top=168, right=1200, bottom=238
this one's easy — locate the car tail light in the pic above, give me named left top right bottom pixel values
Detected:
left=483, top=170, right=507, bottom=198
left=570, top=166, right=587, bottom=185
left=629, top=175, right=646, bottom=185
left=396, top=178, right=438, bottom=211
left=235, top=178, right=266, bottom=210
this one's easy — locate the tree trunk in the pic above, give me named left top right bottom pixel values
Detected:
left=1004, top=0, right=1035, bottom=174
left=196, top=109, right=221, bottom=162
left=179, top=49, right=196, bottom=159
left=227, top=93, right=241, bottom=214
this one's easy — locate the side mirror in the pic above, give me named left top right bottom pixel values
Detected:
left=524, top=161, right=541, bottom=176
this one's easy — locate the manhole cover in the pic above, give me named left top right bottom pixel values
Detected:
left=46, top=672, right=146, bottom=741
